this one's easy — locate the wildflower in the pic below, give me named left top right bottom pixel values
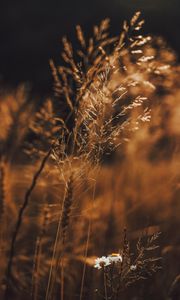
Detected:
left=94, top=256, right=111, bottom=269
left=108, top=253, right=123, bottom=263
left=130, top=265, right=137, bottom=271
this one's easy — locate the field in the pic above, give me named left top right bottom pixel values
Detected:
left=0, top=12, right=180, bottom=300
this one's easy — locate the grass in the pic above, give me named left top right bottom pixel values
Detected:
left=0, top=11, right=180, bottom=300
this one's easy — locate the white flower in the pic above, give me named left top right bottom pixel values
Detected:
left=94, top=253, right=123, bottom=270
left=94, top=256, right=111, bottom=269
left=108, top=253, right=123, bottom=264
left=130, top=265, right=137, bottom=271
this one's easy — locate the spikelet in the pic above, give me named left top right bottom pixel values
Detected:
left=76, top=25, right=86, bottom=48
left=61, top=174, right=74, bottom=242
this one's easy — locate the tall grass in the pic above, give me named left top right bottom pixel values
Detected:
left=0, top=11, right=180, bottom=300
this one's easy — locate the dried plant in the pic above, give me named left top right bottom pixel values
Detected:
left=0, top=11, right=179, bottom=300
left=93, top=230, right=161, bottom=299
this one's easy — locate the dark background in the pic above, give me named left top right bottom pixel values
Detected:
left=0, top=0, right=180, bottom=96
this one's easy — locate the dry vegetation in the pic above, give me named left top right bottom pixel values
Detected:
left=0, top=12, right=180, bottom=300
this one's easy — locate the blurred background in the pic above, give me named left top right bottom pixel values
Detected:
left=0, top=0, right=180, bottom=96
left=1, top=2, right=180, bottom=299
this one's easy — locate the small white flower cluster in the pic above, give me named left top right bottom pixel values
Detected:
left=94, top=254, right=122, bottom=270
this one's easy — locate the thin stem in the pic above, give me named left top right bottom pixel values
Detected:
left=4, top=147, right=52, bottom=299
left=45, top=204, right=63, bottom=300
left=79, top=217, right=91, bottom=300
left=103, top=270, right=108, bottom=300
left=79, top=181, right=96, bottom=300
left=4, top=102, right=75, bottom=299
left=32, top=206, right=49, bottom=300
left=45, top=180, right=69, bottom=300
left=61, top=258, right=64, bottom=300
